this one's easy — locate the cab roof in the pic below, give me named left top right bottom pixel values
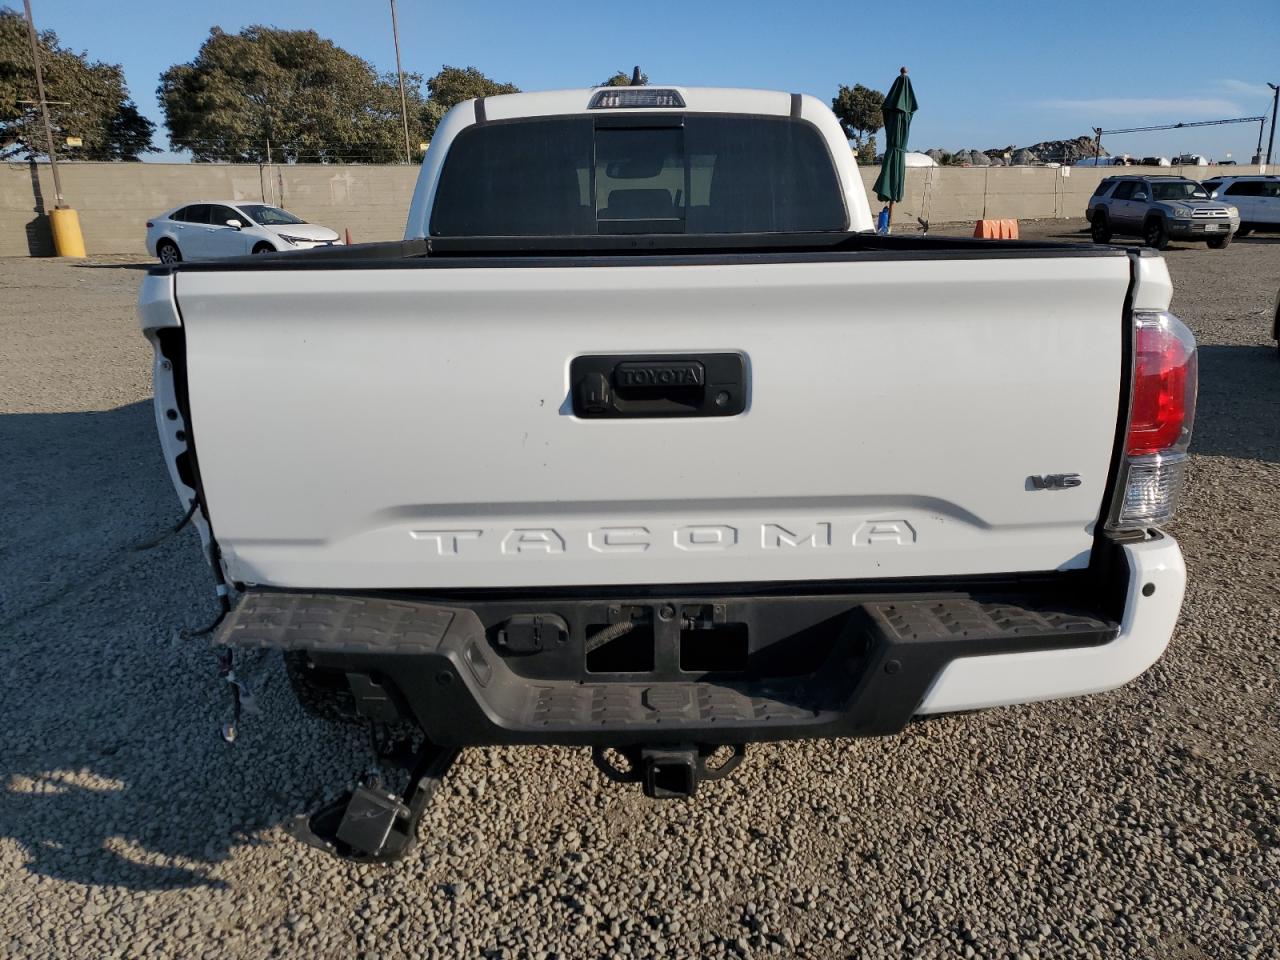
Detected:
left=470, top=86, right=823, bottom=122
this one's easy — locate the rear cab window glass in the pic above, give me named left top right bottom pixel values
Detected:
left=430, top=114, right=846, bottom=236
left=1111, top=181, right=1135, bottom=200
left=1092, top=181, right=1113, bottom=198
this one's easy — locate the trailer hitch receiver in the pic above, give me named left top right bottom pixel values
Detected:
left=593, top=743, right=746, bottom=798
left=643, top=747, right=700, bottom=798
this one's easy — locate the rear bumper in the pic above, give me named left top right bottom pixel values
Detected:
left=218, top=536, right=1184, bottom=746
left=917, top=534, right=1183, bottom=712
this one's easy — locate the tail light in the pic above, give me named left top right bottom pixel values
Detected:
left=145, top=221, right=154, bottom=228
left=1107, top=310, right=1197, bottom=530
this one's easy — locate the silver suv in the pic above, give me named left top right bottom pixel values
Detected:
left=1086, top=176, right=1239, bottom=249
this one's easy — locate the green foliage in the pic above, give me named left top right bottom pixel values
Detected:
left=420, top=65, right=520, bottom=138
left=0, top=9, right=155, bottom=160
left=425, top=64, right=519, bottom=106
left=856, top=136, right=876, bottom=166
left=831, top=83, right=884, bottom=150
left=599, top=70, right=648, bottom=87
left=159, top=26, right=426, bottom=163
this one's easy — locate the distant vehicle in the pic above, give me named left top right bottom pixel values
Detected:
left=1075, top=155, right=1132, bottom=167
left=903, top=151, right=938, bottom=167
left=145, top=202, right=343, bottom=263
left=1174, top=154, right=1209, bottom=167
left=1087, top=175, right=1238, bottom=249
left=1200, top=176, right=1280, bottom=236
left=1138, top=156, right=1171, bottom=167
left=1216, top=160, right=1237, bottom=166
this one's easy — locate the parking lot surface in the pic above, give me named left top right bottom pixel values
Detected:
left=1, top=222, right=1277, bottom=959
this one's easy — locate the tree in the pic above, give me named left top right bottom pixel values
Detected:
left=159, top=26, right=424, bottom=163
left=0, top=9, right=155, bottom=160
left=831, top=83, right=883, bottom=159
left=420, top=65, right=519, bottom=137
left=599, top=69, right=648, bottom=87
left=856, top=136, right=877, bottom=166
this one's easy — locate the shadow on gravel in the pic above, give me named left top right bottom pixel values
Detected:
left=0, top=402, right=172, bottom=626
left=0, top=401, right=363, bottom=890
left=1190, top=344, right=1280, bottom=464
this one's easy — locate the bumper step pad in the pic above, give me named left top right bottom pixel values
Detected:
left=216, top=591, right=1117, bottom=745
left=529, top=680, right=824, bottom=727
left=216, top=593, right=463, bottom=654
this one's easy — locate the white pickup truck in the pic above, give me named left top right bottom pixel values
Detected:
left=139, top=84, right=1196, bottom=862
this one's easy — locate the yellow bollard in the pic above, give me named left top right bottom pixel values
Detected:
left=48, top=207, right=86, bottom=257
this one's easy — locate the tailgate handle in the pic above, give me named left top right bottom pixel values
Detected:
left=570, top=353, right=747, bottom=419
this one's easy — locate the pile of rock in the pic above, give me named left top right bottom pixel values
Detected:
left=922, top=135, right=1102, bottom=167
left=923, top=148, right=991, bottom=166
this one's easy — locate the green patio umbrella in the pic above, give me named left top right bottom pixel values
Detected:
left=872, top=67, right=919, bottom=232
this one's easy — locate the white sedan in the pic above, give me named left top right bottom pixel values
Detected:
left=145, top=202, right=343, bottom=263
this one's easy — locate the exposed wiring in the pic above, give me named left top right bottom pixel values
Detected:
left=584, top=620, right=636, bottom=654
left=178, top=588, right=231, bottom=640
left=131, top=499, right=199, bottom=551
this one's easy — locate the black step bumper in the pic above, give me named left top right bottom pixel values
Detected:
left=216, top=581, right=1120, bottom=747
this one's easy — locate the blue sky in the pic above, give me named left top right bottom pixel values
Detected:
left=15, top=0, right=1280, bottom=163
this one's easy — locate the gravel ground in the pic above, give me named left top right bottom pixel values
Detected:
left=1, top=222, right=1277, bottom=959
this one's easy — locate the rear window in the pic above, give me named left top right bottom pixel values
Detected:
left=429, top=114, right=846, bottom=236
left=1092, top=180, right=1114, bottom=198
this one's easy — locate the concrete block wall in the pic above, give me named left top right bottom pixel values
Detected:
left=857, top=163, right=1267, bottom=227
left=1, top=161, right=419, bottom=257
left=1, top=159, right=1269, bottom=257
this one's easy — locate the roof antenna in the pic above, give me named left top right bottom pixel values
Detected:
left=631, top=65, right=642, bottom=86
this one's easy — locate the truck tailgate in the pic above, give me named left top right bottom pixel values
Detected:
left=171, top=253, right=1129, bottom=589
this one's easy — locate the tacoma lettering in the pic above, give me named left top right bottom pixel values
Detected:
left=413, top=521, right=917, bottom=556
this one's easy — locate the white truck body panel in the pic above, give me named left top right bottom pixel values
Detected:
left=172, top=253, right=1128, bottom=590
left=139, top=85, right=1192, bottom=732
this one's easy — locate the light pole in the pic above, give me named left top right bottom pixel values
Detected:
left=21, top=0, right=63, bottom=206
left=390, top=0, right=412, bottom=164
left=22, top=0, right=83, bottom=255
left=1267, top=82, right=1278, bottom=168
